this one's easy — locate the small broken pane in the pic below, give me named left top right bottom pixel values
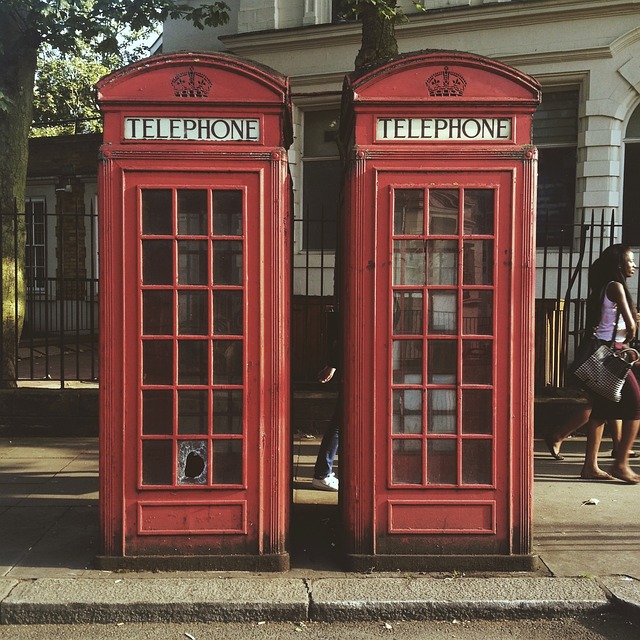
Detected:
left=177, top=440, right=208, bottom=485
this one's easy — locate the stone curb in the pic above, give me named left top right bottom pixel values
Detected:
left=3, top=576, right=638, bottom=626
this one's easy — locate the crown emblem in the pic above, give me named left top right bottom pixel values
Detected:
left=426, top=67, right=466, bottom=97
left=171, top=67, right=212, bottom=98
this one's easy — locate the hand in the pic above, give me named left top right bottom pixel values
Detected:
left=317, top=366, right=336, bottom=384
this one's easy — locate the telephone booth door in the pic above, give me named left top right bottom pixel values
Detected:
left=340, top=51, right=540, bottom=570
left=97, top=53, right=291, bottom=570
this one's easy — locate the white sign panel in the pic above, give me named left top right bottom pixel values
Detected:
left=376, top=117, right=512, bottom=141
left=124, top=117, right=260, bottom=141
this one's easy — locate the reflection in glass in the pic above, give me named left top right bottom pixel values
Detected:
left=213, top=190, right=243, bottom=236
left=462, top=439, right=492, bottom=485
left=143, top=390, right=173, bottom=435
left=213, top=339, right=243, bottom=384
left=428, top=291, right=457, bottom=334
left=178, top=290, right=208, bottom=335
left=213, top=290, right=243, bottom=335
left=392, top=340, right=423, bottom=384
left=464, top=189, right=494, bottom=235
left=463, top=240, right=493, bottom=285
left=178, top=389, right=208, bottom=434
left=142, top=189, right=172, bottom=236
left=392, top=439, right=422, bottom=484
left=392, top=389, right=422, bottom=434
left=427, top=340, right=456, bottom=383
left=143, top=340, right=173, bottom=385
left=178, top=240, right=208, bottom=285
left=429, top=189, right=459, bottom=234
left=143, top=240, right=173, bottom=285
left=142, top=440, right=172, bottom=485
left=427, top=439, right=457, bottom=485
left=178, top=340, right=208, bottom=385
left=462, top=389, right=493, bottom=434
left=178, top=190, right=207, bottom=235
left=213, top=390, right=243, bottom=434
left=213, top=440, right=243, bottom=484
left=393, top=240, right=425, bottom=285
left=143, top=290, right=173, bottom=335
left=213, top=241, right=243, bottom=285
left=426, top=240, right=457, bottom=285
left=393, top=291, right=423, bottom=335
left=394, top=189, right=423, bottom=235
left=462, top=340, right=492, bottom=384
left=462, top=290, right=493, bottom=335
left=427, top=389, right=456, bottom=433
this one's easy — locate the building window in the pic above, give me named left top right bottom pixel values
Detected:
left=533, top=89, right=579, bottom=246
left=25, top=197, right=47, bottom=294
left=623, top=103, right=640, bottom=245
left=301, top=109, right=341, bottom=251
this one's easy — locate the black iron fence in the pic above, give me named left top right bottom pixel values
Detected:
left=0, top=204, right=99, bottom=387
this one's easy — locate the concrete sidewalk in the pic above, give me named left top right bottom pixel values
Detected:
left=1, top=436, right=640, bottom=625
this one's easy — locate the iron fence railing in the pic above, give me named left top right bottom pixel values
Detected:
left=0, top=204, right=98, bottom=387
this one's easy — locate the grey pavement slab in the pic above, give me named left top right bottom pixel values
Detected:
left=600, top=575, right=640, bottom=622
left=0, top=577, right=310, bottom=624
left=308, top=576, right=611, bottom=621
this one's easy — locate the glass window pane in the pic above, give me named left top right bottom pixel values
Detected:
left=462, top=389, right=493, bottom=435
left=462, top=340, right=493, bottom=384
left=427, top=439, right=457, bottom=485
left=393, top=339, right=423, bottom=384
left=426, top=240, right=457, bottom=285
left=143, top=340, right=173, bottom=385
left=213, top=290, right=243, bottom=335
left=178, top=440, right=208, bottom=485
left=429, top=189, right=459, bottom=234
left=213, top=190, right=243, bottom=236
left=178, top=190, right=207, bottom=235
left=178, top=340, right=209, bottom=385
left=302, top=160, right=340, bottom=251
left=463, top=240, right=493, bottom=285
left=427, top=389, right=456, bottom=434
left=142, top=189, right=172, bottom=235
left=213, top=339, right=243, bottom=384
left=178, top=240, right=208, bottom=284
left=178, top=290, right=208, bottom=335
left=394, top=189, right=423, bottom=235
left=392, top=440, right=422, bottom=484
left=143, top=390, right=173, bottom=435
left=429, top=291, right=457, bottom=334
left=142, top=440, right=173, bottom=485
left=213, top=390, right=243, bottom=434
left=393, top=291, right=423, bottom=335
left=462, top=439, right=492, bottom=485
left=463, top=290, right=493, bottom=335
left=392, top=389, right=422, bottom=434
left=178, top=390, right=209, bottom=434
left=143, top=290, right=173, bottom=335
left=213, top=240, right=243, bottom=285
left=143, top=240, right=173, bottom=285
left=464, top=189, right=494, bottom=235
left=428, top=340, right=456, bottom=384
left=213, top=440, right=242, bottom=484
left=393, top=240, right=425, bottom=285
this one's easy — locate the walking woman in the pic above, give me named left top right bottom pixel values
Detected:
left=546, top=244, right=640, bottom=483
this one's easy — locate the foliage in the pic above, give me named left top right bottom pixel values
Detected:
left=337, top=0, right=427, bottom=22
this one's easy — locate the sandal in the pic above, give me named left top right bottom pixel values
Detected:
left=544, top=434, right=564, bottom=460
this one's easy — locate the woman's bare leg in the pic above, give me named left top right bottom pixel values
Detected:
left=580, top=419, right=611, bottom=479
left=545, top=405, right=591, bottom=460
left=610, top=419, right=640, bottom=483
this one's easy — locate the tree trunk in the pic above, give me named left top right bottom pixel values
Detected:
left=354, top=3, right=399, bottom=69
left=0, top=8, right=39, bottom=387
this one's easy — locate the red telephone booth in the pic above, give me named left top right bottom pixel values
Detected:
left=96, top=53, right=292, bottom=570
left=340, top=52, right=541, bottom=571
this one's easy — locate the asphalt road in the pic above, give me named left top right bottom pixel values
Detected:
left=0, top=614, right=638, bottom=640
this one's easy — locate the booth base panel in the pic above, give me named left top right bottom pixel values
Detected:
left=345, top=554, right=543, bottom=574
left=95, top=553, right=290, bottom=572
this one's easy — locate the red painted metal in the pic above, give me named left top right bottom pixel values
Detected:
left=97, top=53, right=292, bottom=570
left=339, top=51, right=541, bottom=569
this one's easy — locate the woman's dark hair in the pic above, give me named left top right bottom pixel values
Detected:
left=585, top=243, right=634, bottom=329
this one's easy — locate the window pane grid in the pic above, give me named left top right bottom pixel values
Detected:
left=139, top=187, right=246, bottom=488
left=390, top=186, right=495, bottom=488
